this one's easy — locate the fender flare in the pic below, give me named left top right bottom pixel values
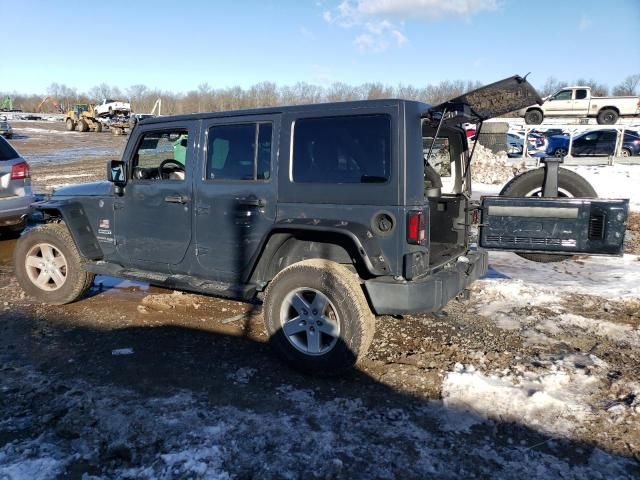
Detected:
left=249, top=219, right=392, bottom=284
left=33, top=200, right=104, bottom=260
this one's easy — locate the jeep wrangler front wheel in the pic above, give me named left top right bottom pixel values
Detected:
left=14, top=223, right=95, bottom=305
left=263, top=259, right=375, bottom=374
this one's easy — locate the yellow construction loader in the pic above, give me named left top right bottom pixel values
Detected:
left=64, top=104, right=103, bottom=133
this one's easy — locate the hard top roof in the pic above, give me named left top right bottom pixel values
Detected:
left=139, top=98, right=429, bottom=125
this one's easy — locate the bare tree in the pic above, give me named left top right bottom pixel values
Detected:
left=573, top=78, right=609, bottom=96
left=538, top=77, right=565, bottom=97
left=613, top=74, right=640, bottom=96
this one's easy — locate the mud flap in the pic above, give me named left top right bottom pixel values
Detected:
left=479, top=197, right=628, bottom=256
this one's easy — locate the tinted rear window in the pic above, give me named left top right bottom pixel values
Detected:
left=292, top=115, right=391, bottom=183
left=0, top=137, right=19, bottom=161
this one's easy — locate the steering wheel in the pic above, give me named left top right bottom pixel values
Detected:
left=158, top=159, right=185, bottom=179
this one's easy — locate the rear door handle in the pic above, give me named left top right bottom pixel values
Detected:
left=164, top=194, right=189, bottom=204
left=238, top=196, right=265, bottom=207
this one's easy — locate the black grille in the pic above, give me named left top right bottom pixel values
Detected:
left=589, top=213, right=606, bottom=240
left=485, top=235, right=576, bottom=247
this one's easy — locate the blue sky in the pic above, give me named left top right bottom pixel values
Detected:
left=2, top=0, right=639, bottom=94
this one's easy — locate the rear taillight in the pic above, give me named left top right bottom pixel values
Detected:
left=407, top=210, right=426, bottom=245
left=633, top=140, right=640, bottom=145
left=10, top=161, right=30, bottom=180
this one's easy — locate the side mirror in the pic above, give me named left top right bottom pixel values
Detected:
left=107, top=160, right=127, bottom=194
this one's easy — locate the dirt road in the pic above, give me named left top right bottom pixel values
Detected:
left=0, top=121, right=638, bottom=479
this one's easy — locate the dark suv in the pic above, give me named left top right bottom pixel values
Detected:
left=13, top=76, right=629, bottom=373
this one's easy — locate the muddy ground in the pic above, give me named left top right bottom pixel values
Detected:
left=0, top=121, right=639, bottom=478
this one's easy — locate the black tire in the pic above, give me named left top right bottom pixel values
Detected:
left=621, top=148, right=631, bottom=157
left=77, top=120, right=88, bottom=132
left=94, top=122, right=103, bottom=133
left=552, top=147, right=568, bottom=158
left=66, top=118, right=75, bottom=131
left=500, top=168, right=597, bottom=263
left=263, top=259, right=375, bottom=375
left=13, top=223, right=94, bottom=305
left=597, top=108, right=618, bottom=125
left=524, top=109, right=543, bottom=125
left=0, top=219, right=26, bottom=239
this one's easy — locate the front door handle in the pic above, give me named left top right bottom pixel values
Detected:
left=165, top=194, right=189, bottom=204
left=238, top=196, right=265, bottom=207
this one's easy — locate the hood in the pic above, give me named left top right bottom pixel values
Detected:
left=52, top=181, right=113, bottom=197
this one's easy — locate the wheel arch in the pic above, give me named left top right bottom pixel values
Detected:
left=598, top=105, right=620, bottom=115
left=249, top=226, right=386, bottom=287
left=32, top=201, right=104, bottom=260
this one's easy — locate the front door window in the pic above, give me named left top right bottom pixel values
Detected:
left=132, top=130, right=189, bottom=181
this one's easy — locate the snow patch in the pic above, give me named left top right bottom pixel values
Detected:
left=442, top=363, right=600, bottom=436
left=486, top=251, right=640, bottom=300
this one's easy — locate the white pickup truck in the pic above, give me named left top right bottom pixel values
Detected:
left=94, top=99, right=131, bottom=118
left=518, top=86, right=640, bottom=125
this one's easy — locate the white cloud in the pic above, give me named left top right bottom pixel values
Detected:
left=324, top=0, right=495, bottom=52
left=357, top=0, right=498, bottom=19
left=578, top=14, right=592, bottom=31
left=354, top=33, right=389, bottom=52
left=365, top=19, right=393, bottom=34
left=391, top=29, right=408, bottom=46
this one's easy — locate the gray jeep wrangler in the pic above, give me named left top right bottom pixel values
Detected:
left=14, top=76, right=628, bottom=373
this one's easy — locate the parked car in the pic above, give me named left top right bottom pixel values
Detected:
left=12, top=75, right=628, bottom=374
left=527, top=130, right=546, bottom=149
left=518, top=86, right=640, bottom=125
left=0, top=136, right=33, bottom=236
left=0, top=115, right=13, bottom=138
left=506, top=133, right=524, bottom=156
left=545, top=129, right=640, bottom=157
left=94, top=99, right=131, bottom=118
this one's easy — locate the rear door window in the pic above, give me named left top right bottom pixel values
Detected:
left=574, top=89, right=588, bottom=100
left=0, top=137, right=19, bottom=161
left=292, top=115, right=391, bottom=183
left=206, top=123, right=272, bottom=181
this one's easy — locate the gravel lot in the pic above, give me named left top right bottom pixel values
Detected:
left=0, top=121, right=638, bottom=479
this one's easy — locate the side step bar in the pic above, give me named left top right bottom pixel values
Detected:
left=84, top=261, right=258, bottom=301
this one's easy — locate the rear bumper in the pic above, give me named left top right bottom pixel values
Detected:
left=0, top=194, right=33, bottom=226
left=364, top=250, right=489, bottom=315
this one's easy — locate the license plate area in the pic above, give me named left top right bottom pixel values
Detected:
left=480, top=197, right=628, bottom=255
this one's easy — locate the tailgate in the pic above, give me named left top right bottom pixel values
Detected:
left=480, top=197, right=628, bottom=256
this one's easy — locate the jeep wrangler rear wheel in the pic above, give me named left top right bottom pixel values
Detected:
left=263, top=259, right=375, bottom=374
left=14, top=223, right=95, bottom=305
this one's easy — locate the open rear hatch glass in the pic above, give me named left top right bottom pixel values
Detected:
left=480, top=197, right=628, bottom=256
left=425, top=75, right=543, bottom=126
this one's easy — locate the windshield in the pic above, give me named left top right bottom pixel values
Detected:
left=0, top=137, right=19, bottom=161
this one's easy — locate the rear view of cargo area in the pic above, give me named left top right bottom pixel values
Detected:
left=422, top=124, right=469, bottom=269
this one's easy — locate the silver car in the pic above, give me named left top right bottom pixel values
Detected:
left=0, top=115, right=13, bottom=139
left=0, top=136, right=33, bottom=235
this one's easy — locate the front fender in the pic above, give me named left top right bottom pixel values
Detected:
left=33, top=200, right=103, bottom=260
